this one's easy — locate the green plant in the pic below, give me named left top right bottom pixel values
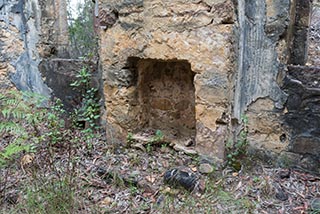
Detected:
left=130, top=185, right=139, bottom=195
left=226, top=115, right=249, bottom=170
left=67, top=0, right=98, bottom=58
left=126, top=132, right=134, bottom=144
left=149, top=129, right=164, bottom=143
left=146, top=143, right=152, bottom=153
left=278, top=153, right=293, bottom=168
left=145, top=130, right=164, bottom=152
left=310, top=208, right=320, bottom=214
left=129, top=153, right=141, bottom=166
left=71, top=67, right=100, bottom=141
left=161, top=143, right=167, bottom=150
left=45, top=98, right=66, bottom=145
left=70, top=67, right=91, bottom=89
left=252, top=176, right=261, bottom=183
left=0, top=25, right=103, bottom=212
left=0, top=90, right=48, bottom=166
left=22, top=178, right=76, bottom=214
left=0, top=89, right=87, bottom=214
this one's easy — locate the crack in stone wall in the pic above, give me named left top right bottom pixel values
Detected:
left=235, top=0, right=320, bottom=172
left=234, top=0, right=288, bottom=119
left=289, top=0, right=311, bottom=65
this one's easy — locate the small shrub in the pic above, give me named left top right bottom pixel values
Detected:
left=226, top=115, right=249, bottom=170
left=71, top=66, right=100, bottom=142
left=150, top=130, right=164, bottom=143
left=126, top=132, right=134, bottom=144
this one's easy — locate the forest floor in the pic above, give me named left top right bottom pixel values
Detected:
left=1, top=129, right=320, bottom=214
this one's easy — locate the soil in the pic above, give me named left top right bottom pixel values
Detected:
left=1, top=130, right=320, bottom=214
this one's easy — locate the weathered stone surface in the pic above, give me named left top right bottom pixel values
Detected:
left=247, top=98, right=289, bottom=152
left=39, top=59, right=98, bottom=112
left=286, top=66, right=320, bottom=88
left=100, top=0, right=235, bottom=159
left=265, top=0, right=290, bottom=41
left=308, top=4, right=320, bottom=66
left=198, top=163, right=214, bottom=174
left=276, top=151, right=320, bottom=174
left=288, top=0, right=311, bottom=65
left=173, top=144, right=197, bottom=155
left=39, top=0, right=70, bottom=58
left=232, top=0, right=290, bottom=164
left=0, top=22, right=23, bottom=88
left=0, top=0, right=70, bottom=96
left=284, top=66, right=320, bottom=156
left=0, top=0, right=318, bottom=174
left=0, top=0, right=51, bottom=96
left=234, top=0, right=288, bottom=119
left=98, top=0, right=320, bottom=173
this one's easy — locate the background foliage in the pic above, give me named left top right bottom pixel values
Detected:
left=67, top=0, right=98, bottom=58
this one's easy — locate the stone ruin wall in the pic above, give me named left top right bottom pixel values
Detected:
left=0, top=0, right=96, bottom=111
left=0, top=0, right=69, bottom=95
left=99, top=0, right=320, bottom=170
left=98, top=0, right=235, bottom=161
left=308, top=1, right=320, bottom=66
left=0, top=0, right=319, bottom=171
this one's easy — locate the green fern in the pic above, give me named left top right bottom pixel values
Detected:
left=0, top=122, right=24, bottom=134
left=0, top=90, right=48, bottom=167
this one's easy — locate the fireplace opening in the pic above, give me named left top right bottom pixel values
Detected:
left=131, top=58, right=196, bottom=140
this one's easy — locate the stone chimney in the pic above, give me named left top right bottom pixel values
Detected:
left=98, top=0, right=235, bottom=161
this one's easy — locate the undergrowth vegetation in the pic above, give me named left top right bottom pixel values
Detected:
left=0, top=86, right=254, bottom=213
left=67, top=0, right=97, bottom=59
left=0, top=73, right=101, bottom=213
left=0, top=90, right=47, bottom=166
left=70, top=66, right=100, bottom=142
left=226, top=115, right=249, bottom=170
left=1, top=86, right=318, bottom=213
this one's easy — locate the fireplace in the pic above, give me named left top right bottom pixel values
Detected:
left=100, top=0, right=234, bottom=159
left=134, top=58, right=196, bottom=139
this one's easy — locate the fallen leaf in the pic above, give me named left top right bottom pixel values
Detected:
left=234, top=181, right=242, bottom=191
left=131, top=143, right=146, bottom=152
left=162, top=160, right=169, bottom=168
left=189, top=165, right=197, bottom=172
left=20, top=154, right=34, bottom=166
left=142, top=192, right=153, bottom=198
left=163, top=187, right=171, bottom=194
left=146, top=175, right=156, bottom=183
left=100, top=197, right=113, bottom=206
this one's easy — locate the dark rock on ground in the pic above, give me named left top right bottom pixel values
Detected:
left=278, top=169, right=291, bottom=179
left=275, top=188, right=288, bottom=201
left=163, top=167, right=204, bottom=192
